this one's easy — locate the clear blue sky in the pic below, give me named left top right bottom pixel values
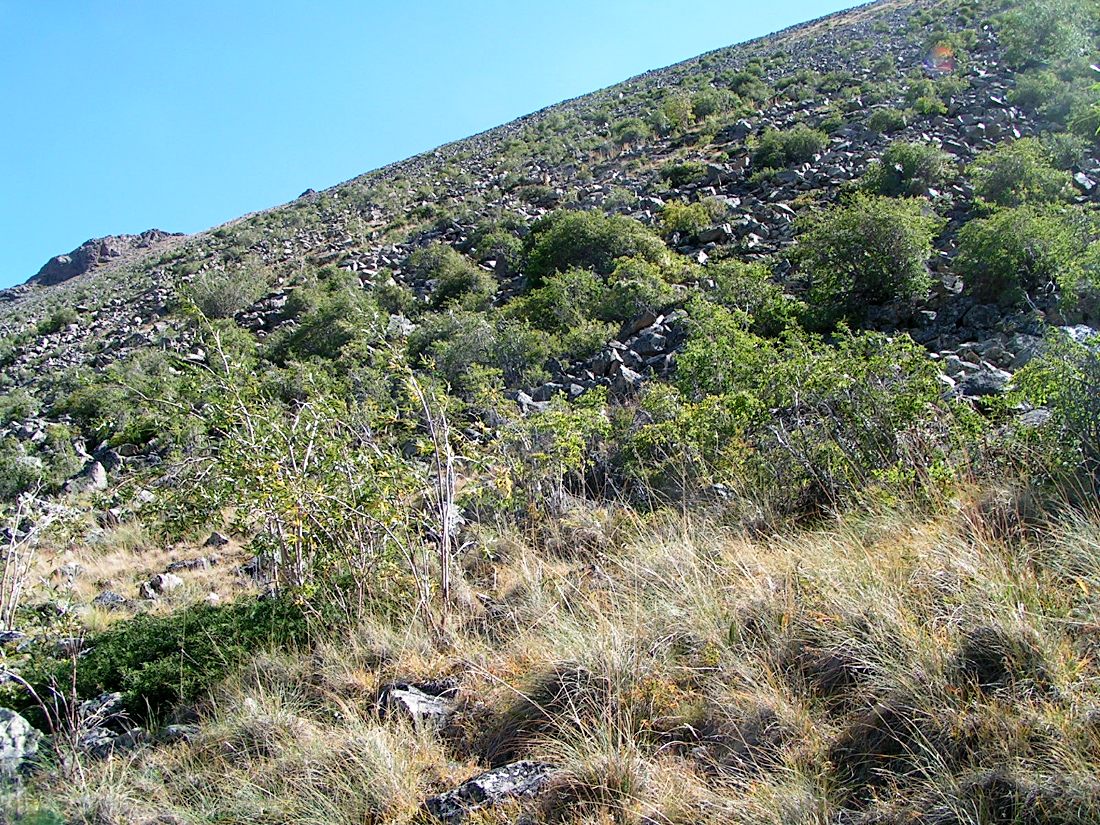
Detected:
left=0, top=0, right=860, bottom=288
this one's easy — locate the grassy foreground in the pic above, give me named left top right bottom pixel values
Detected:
left=10, top=493, right=1100, bottom=825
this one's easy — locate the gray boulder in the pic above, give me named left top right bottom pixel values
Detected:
left=0, top=709, right=40, bottom=776
left=378, top=680, right=456, bottom=729
left=425, top=761, right=555, bottom=823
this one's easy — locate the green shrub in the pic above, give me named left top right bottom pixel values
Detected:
left=665, top=299, right=960, bottom=511
left=912, top=95, right=948, bottom=117
left=725, top=70, right=770, bottom=101
left=1015, top=329, right=1100, bottom=477
left=862, top=141, right=955, bottom=197
left=408, top=244, right=496, bottom=310
left=522, top=210, right=669, bottom=286
left=969, top=138, right=1072, bottom=207
left=1009, top=70, right=1094, bottom=129
left=691, top=88, right=731, bottom=121
left=272, top=270, right=381, bottom=362
left=597, top=257, right=678, bottom=323
left=1042, top=131, right=1089, bottom=170
left=649, top=94, right=693, bottom=136
left=46, top=598, right=313, bottom=717
left=0, top=390, right=39, bottom=425
left=956, top=205, right=1088, bottom=304
left=409, top=311, right=550, bottom=390
left=660, top=201, right=712, bottom=238
left=867, top=108, right=909, bottom=134
left=794, top=194, right=944, bottom=326
left=612, top=117, right=652, bottom=147
left=753, top=125, right=829, bottom=168
left=707, top=260, right=801, bottom=337
left=659, top=161, right=707, bottom=188
left=36, top=307, right=79, bottom=336
left=996, top=0, right=1094, bottom=68
left=183, top=264, right=270, bottom=320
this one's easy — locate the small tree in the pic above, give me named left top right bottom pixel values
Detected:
left=794, top=194, right=945, bottom=326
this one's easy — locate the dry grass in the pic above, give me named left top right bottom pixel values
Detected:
left=13, top=499, right=1100, bottom=824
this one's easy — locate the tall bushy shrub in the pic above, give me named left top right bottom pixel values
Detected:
left=794, top=195, right=945, bottom=326
left=522, top=210, right=669, bottom=286
left=863, top=141, right=955, bottom=197
left=969, top=139, right=1072, bottom=207
left=956, top=205, right=1088, bottom=304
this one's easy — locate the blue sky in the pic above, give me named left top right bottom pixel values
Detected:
left=0, top=1, right=859, bottom=288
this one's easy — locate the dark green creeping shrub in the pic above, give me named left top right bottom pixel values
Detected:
left=24, top=598, right=313, bottom=720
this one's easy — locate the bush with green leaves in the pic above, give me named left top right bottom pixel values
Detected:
left=867, top=108, right=908, bottom=134
left=407, top=244, right=496, bottom=310
left=969, top=139, right=1072, bottom=207
left=691, top=88, right=731, bottom=121
left=794, top=194, right=945, bottom=326
left=862, top=141, right=955, bottom=196
left=996, top=0, right=1095, bottom=68
left=183, top=264, right=270, bottom=320
left=753, top=125, right=828, bottom=168
left=408, top=311, right=550, bottom=391
left=660, top=201, right=712, bottom=239
left=707, top=259, right=800, bottom=337
left=597, top=256, right=678, bottom=323
left=507, top=268, right=615, bottom=360
left=35, top=598, right=313, bottom=717
left=643, top=297, right=965, bottom=511
left=35, top=307, right=79, bottom=336
left=611, top=117, right=651, bottom=147
left=522, top=210, right=669, bottom=287
left=955, top=204, right=1089, bottom=304
left=1013, top=328, right=1100, bottom=482
left=724, top=69, right=770, bottom=101
left=271, top=269, right=382, bottom=363
left=1042, top=131, right=1089, bottom=170
left=0, top=390, right=39, bottom=425
left=659, top=161, right=707, bottom=188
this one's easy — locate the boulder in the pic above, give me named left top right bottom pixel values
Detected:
left=0, top=709, right=40, bottom=776
left=203, top=531, right=230, bottom=548
left=378, top=680, right=457, bottom=729
left=425, top=761, right=555, bottom=823
left=140, top=572, right=184, bottom=599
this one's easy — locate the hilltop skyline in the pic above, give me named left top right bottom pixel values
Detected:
left=0, top=0, right=860, bottom=288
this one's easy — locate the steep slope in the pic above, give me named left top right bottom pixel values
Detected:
left=2, top=0, right=1100, bottom=821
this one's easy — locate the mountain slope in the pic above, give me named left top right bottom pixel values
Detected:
left=3, top=0, right=1100, bottom=822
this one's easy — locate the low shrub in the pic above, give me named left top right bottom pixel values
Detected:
left=183, top=264, right=270, bottom=320
left=522, top=210, right=669, bottom=287
left=659, top=161, right=707, bottom=188
left=955, top=204, right=1088, bottom=304
left=867, top=108, right=908, bottom=134
left=753, top=125, right=828, bottom=168
left=862, top=141, right=955, bottom=196
left=969, top=138, right=1072, bottom=207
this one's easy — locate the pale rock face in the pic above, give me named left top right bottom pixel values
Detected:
left=0, top=708, right=40, bottom=776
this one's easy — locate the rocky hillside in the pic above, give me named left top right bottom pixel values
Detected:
left=3, top=0, right=1100, bottom=822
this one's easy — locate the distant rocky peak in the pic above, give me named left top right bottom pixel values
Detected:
left=28, top=229, right=183, bottom=286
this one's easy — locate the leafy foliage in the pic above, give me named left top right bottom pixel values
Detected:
left=969, top=139, right=1072, bottom=207
left=956, top=205, right=1090, bottom=305
left=753, top=125, right=828, bottom=168
left=522, top=210, right=669, bottom=286
left=862, top=141, right=955, bottom=197
left=794, top=195, right=945, bottom=326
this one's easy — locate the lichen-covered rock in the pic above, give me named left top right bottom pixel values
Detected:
left=0, top=708, right=40, bottom=777
left=425, top=761, right=555, bottom=823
